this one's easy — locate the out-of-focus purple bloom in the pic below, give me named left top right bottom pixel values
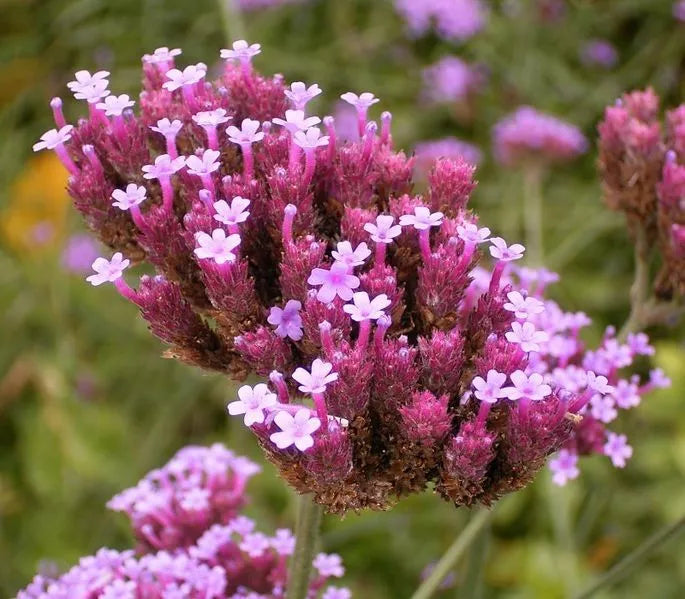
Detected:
left=674, top=1, right=685, bottom=21
left=422, top=56, right=481, bottom=104
left=549, top=449, right=579, bottom=486
left=62, top=233, right=100, bottom=274
left=580, top=39, right=618, bottom=69
left=395, top=0, right=486, bottom=42
left=414, top=138, right=482, bottom=176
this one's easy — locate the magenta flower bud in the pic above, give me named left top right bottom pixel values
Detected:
left=50, top=96, right=66, bottom=128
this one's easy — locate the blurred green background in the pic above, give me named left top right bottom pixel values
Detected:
left=1, top=0, right=684, bottom=597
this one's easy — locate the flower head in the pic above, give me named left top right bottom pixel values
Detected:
left=86, top=253, right=130, bottom=286
left=285, top=82, right=323, bottom=110
left=226, top=118, right=264, bottom=145
left=96, top=94, right=135, bottom=117
left=112, top=184, right=147, bottom=211
left=503, top=371, right=552, bottom=401
left=343, top=292, right=391, bottom=322
left=194, top=229, right=241, bottom=264
left=213, top=196, right=251, bottom=227
left=228, top=384, right=278, bottom=426
left=332, top=241, right=371, bottom=268
left=471, top=370, right=508, bottom=404
left=489, top=237, right=525, bottom=261
left=270, top=408, right=321, bottom=451
left=308, top=262, right=361, bottom=303
left=604, top=432, right=633, bottom=468
left=33, top=125, right=74, bottom=152
left=268, top=299, right=303, bottom=340
left=364, top=215, right=403, bottom=244
left=292, top=358, right=338, bottom=394
left=549, top=450, right=580, bottom=486
left=163, top=64, right=206, bottom=91
left=399, top=206, right=444, bottom=230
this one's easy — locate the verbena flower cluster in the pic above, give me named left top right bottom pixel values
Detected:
left=492, top=106, right=588, bottom=167
left=421, top=56, right=482, bottom=105
left=598, top=87, right=685, bottom=298
left=18, top=444, right=349, bottom=599
left=34, top=43, right=665, bottom=514
left=394, top=0, right=486, bottom=42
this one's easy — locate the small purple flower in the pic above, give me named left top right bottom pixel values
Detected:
left=285, top=82, right=323, bottom=111
left=143, top=47, right=182, bottom=64
left=192, top=108, right=231, bottom=128
left=340, top=91, right=379, bottom=110
left=343, top=292, right=391, bottom=322
left=240, top=531, right=270, bottom=557
left=649, top=368, right=671, bottom=389
left=150, top=118, right=183, bottom=137
left=228, top=384, right=278, bottom=426
left=292, top=358, right=338, bottom=394
left=194, top=229, right=241, bottom=264
left=112, top=184, right=147, bottom=210
left=414, top=138, right=482, bottom=170
left=307, top=262, right=360, bottom=303
left=32, top=125, right=73, bottom=152
left=185, top=149, right=221, bottom=176
left=503, top=291, right=544, bottom=319
left=270, top=529, right=295, bottom=556
left=322, top=588, right=352, bottom=599
left=213, top=196, right=251, bottom=227
left=272, top=109, right=321, bottom=134
left=163, top=64, right=206, bottom=91
left=226, top=118, right=264, bottom=145
left=590, top=394, right=618, bottom=423
left=505, top=321, right=548, bottom=352
left=364, top=215, right=402, bottom=244
left=422, top=56, right=480, bottom=103
left=489, top=237, right=525, bottom=261
left=61, top=234, right=100, bottom=275
left=399, top=206, right=444, bottom=230
left=96, top=94, right=135, bottom=117
left=612, top=380, right=640, bottom=409
left=503, top=370, right=552, bottom=401
left=86, top=253, right=130, bottom=286
left=141, top=154, right=186, bottom=180
left=471, top=370, right=508, bottom=404
left=676, top=0, right=685, bottom=21
left=580, top=39, right=618, bottom=69
left=586, top=371, right=614, bottom=395
left=604, top=432, right=633, bottom=468
left=293, top=127, right=330, bottom=149
left=270, top=408, right=321, bottom=451
left=313, top=553, right=345, bottom=578
left=626, top=332, right=654, bottom=356
left=268, top=299, right=304, bottom=340
left=73, top=80, right=110, bottom=103
left=456, top=222, right=490, bottom=245
left=549, top=449, right=580, bottom=486
left=220, top=40, right=262, bottom=63
left=331, top=241, right=371, bottom=269
left=67, top=70, right=110, bottom=94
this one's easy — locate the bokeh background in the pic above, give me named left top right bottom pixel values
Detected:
left=1, top=0, right=684, bottom=597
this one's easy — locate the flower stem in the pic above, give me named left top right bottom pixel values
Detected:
left=618, top=226, right=650, bottom=341
left=574, top=515, right=685, bottom=599
left=286, top=494, right=323, bottom=599
left=523, top=165, right=545, bottom=267
left=218, top=0, right=245, bottom=44
left=410, top=509, right=492, bottom=599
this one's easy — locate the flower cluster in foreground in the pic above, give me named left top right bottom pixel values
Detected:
left=598, top=87, right=685, bottom=298
left=18, top=444, right=349, bottom=599
left=34, top=43, right=666, bottom=513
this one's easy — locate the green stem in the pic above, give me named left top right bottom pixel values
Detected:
left=286, top=494, right=324, bottom=599
left=573, top=515, right=685, bottom=599
left=618, top=226, right=651, bottom=342
left=462, top=519, right=491, bottom=599
left=218, top=0, right=245, bottom=44
left=410, top=509, right=492, bottom=599
left=523, top=165, right=545, bottom=267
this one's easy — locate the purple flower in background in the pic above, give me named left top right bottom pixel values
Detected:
left=674, top=1, right=685, bottom=21
left=493, top=106, right=587, bottom=166
left=395, top=0, right=486, bottom=42
left=580, top=39, right=618, bottom=69
left=604, top=432, right=633, bottom=468
left=61, top=233, right=100, bottom=274
left=414, top=138, right=482, bottom=175
left=422, top=56, right=481, bottom=103
left=549, top=449, right=579, bottom=486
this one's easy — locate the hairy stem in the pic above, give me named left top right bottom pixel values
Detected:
left=618, top=226, right=651, bottom=341
left=523, top=165, right=545, bottom=267
left=574, top=515, right=685, bottom=599
left=286, top=494, right=323, bottom=599
left=410, top=509, right=492, bottom=599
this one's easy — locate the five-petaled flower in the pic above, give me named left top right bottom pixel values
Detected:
left=270, top=408, right=321, bottom=451
left=332, top=241, right=371, bottom=269
left=272, top=110, right=321, bottom=134
left=591, top=394, right=618, bottom=423
left=313, top=553, right=345, bottom=578
left=343, top=292, right=391, bottom=322
left=226, top=118, right=264, bottom=145
left=293, top=127, right=330, bottom=149
left=399, top=206, right=444, bottom=230
left=96, top=94, right=135, bottom=117
left=456, top=222, right=491, bottom=245
left=340, top=91, right=380, bottom=110
left=586, top=371, right=614, bottom=395
left=67, top=70, right=109, bottom=94
left=33, top=126, right=73, bottom=152
left=285, top=82, right=323, bottom=111
left=142, top=47, right=181, bottom=64
left=364, top=214, right=402, bottom=243
left=141, top=154, right=185, bottom=179
left=228, top=384, right=278, bottom=426
left=220, top=40, right=262, bottom=63
left=112, top=184, right=147, bottom=210
left=270, top=529, right=296, bottom=556
left=150, top=118, right=183, bottom=137
left=192, top=108, right=231, bottom=128
left=268, top=299, right=304, bottom=340
left=471, top=370, right=508, bottom=404
left=549, top=450, right=580, bottom=486
left=163, top=64, right=206, bottom=91
left=194, top=229, right=241, bottom=264
left=73, top=80, right=110, bottom=103
left=503, top=291, right=545, bottom=320
left=240, top=532, right=270, bottom=558
left=505, top=321, right=549, bottom=352
left=213, top=196, right=251, bottom=227
left=503, top=370, right=552, bottom=401
left=307, top=262, right=361, bottom=303
left=489, top=237, right=525, bottom=261
left=86, top=253, right=130, bottom=286
left=604, top=432, right=633, bottom=468
left=292, top=359, right=339, bottom=394
left=185, top=149, right=221, bottom=176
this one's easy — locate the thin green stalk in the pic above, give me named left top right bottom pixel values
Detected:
left=286, top=494, right=324, bottom=599
left=461, top=520, right=491, bottom=599
left=573, top=515, right=685, bottom=599
left=218, top=0, right=245, bottom=44
left=410, top=510, right=493, bottom=599
left=618, top=226, right=651, bottom=342
left=523, top=165, right=545, bottom=267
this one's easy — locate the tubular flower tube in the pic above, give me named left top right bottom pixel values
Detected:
left=41, top=44, right=666, bottom=514
left=17, top=445, right=349, bottom=599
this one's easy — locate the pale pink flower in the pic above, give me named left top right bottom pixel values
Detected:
left=270, top=408, right=321, bottom=451
left=471, top=370, right=508, bottom=404
left=343, top=292, right=391, bottom=322
left=292, top=359, right=339, bottom=394
left=399, top=206, right=444, bottom=231
left=307, top=262, right=360, bottom=303
left=194, top=229, right=241, bottom=264
left=227, top=383, right=278, bottom=426
left=364, top=214, right=402, bottom=243
left=86, top=253, right=129, bottom=286
left=503, top=370, right=552, bottom=401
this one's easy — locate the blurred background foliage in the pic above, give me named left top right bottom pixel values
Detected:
left=1, top=0, right=684, bottom=597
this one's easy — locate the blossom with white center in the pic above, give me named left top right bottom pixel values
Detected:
left=503, top=291, right=545, bottom=320
left=503, top=370, right=552, bottom=401
left=192, top=108, right=231, bottom=128
left=267, top=299, right=303, bottom=340
left=322, top=588, right=352, bottom=599
left=269, top=408, right=321, bottom=451
left=471, top=370, right=508, bottom=404
left=227, top=384, right=278, bottom=426
left=340, top=91, right=379, bottom=110
left=143, top=47, right=182, bottom=64
left=67, top=70, right=110, bottom=93
left=364, top=214, right=402, bottom=243
left=96, top=94, right=135, bottom=117
left=489, top=237, right=525, bottom=261
left=399, top=206, right=444, bottom=230
left=141, top=154, right=186, bottom=180
left=307, top=262, right=360, bottom=303
left=112, top=184, right=147, bottom=210
left=226, top=118, right=264, bottom=145
left=604, top=433, right=633, bottom=468
left=612, top=380, right=641, bottom=409
left=343, top=292, right=391, bottom=322
left=456, top=222, right=491, bottom=244
left=213, top=196, right=251, bottom=227
left=549, top=450, right=580, bottom=486
left=505, top=321, right=549, bottom=352
left=73, top=80, right=110, bottom=103
left=150, top=118, right=183, bottom=137
left=163, top=64, right=206, bottom=91
left=590, top=394, right=617, bottom=423
left=649, top=368, right=671, bottom=389
left=86, top=253, right=130, bottom=286
left=313, top=553, right=345, bottom=578
left=240, top=532, right=270, bottom=557
left=270, top=529, right=296, bottom=556
left=179, top=487, right=210, bottom=512
left=185, top=149, right=221, bottom=176
left=272, top=110, right=321, bottom=134
left=292, top=359, right=338, bottom=395
left=285, top=82, right=323, bottom=110
left=586, top=371, right=614, bottom=395
left=228, top=515, right=255, bottom=536
left=332, top=241, right=371, bottom=268
left=220, top=40, right=262, bottom=62
left=33, top=125, right=73, bottom=152
left=194, top=229, right=241, bottom=264
left=293, top=127, right=330, bottom=149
